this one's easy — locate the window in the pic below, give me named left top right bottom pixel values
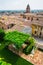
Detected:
left=37, top=18, right=39, bottom=20
left=31, top=18, right=33, bottom=21
left=28, top=17, right=30, bottom=20
left=41, top=27, right=42, bottom=30
left=39, top=32, right=42, bottom=38
left=40, top=32, right=41, bottom=36
left=35, top=31, right=37, bottom=34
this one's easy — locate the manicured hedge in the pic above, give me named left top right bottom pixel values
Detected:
left=0, top=58, right=11, bottom=65
left=0, top=40, right=11, bottom=50
left=23, top=37, right=36, bottom=55
left=4, top=31, right=31, bottom=49
left=0, top=29, right=36, bottom=54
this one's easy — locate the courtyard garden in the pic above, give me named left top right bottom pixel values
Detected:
left=0, top=29, right=36, bottom=65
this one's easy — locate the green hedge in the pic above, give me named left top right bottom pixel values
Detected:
left=0, top=61, right=11, bottom=65
left=0, top=58, right=11, bottom=65
left=0, top=29, right=36, bottom=54
left=4, top=31, right=31, bottom=49
left=0, top=40, right=12, bottom=50
left=23, top=37, right=36, bottom=55
left=0, top=29, right=5, bottom=41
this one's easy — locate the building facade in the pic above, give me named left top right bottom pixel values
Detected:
left=31, top=21, right=43, bottom=38
left=20, top=13, right=43, bottom=21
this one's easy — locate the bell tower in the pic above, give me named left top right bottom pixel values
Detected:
left=26, top=4, right=30, bottom=13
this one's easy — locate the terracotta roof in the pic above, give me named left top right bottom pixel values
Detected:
left=0, top=19, right=15, bottom=25
left=21, top=13, right=43, bottom=18
left=0, top=15, right=32, bottom=27
left=32, top=21, right=43, bottom=27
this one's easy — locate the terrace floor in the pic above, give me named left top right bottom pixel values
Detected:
left=33, top=37, right=43, bottom=49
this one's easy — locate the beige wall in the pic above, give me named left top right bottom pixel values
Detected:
left=20, top=14, right=43, bottom=22
left=0, top=22, right=7, bottom=29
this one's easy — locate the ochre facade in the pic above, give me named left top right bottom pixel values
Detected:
left=32, top=24, right=43, bottom=38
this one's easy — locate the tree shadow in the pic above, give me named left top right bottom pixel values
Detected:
left=0, top=47, right=21, bottom=65
left=0, top=47, right=33, bottom=65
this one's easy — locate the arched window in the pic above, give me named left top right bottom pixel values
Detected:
left=31, top=18, right=33, bottom=21
left=35, top=31, right=37, bottom=34
left=41, top=27, right=42, bottom=30
left=37, top=18, right=39, bottom=20
left=39, top=32, right=42, bottom=38
left=28, top=17, right=30, bottom=20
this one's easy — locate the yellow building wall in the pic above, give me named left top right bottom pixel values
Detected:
left=32, top=25, right=35, bottom=35
left=32, top=24, right=43, bottom=38
left=32, top=24, right=38, bottom=36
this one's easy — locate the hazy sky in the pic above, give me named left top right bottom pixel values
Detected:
left=0, top=0, right=43, bottom=10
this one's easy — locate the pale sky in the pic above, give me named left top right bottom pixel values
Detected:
left=0, top=0, right=43, bottom=10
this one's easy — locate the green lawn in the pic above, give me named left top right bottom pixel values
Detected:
left=0, top=48, right=33, bottom=65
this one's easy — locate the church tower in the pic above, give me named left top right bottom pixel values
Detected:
left=26, top=4, right=30, bottom=13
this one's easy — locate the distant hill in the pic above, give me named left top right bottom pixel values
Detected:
left=0, top=10, right=43, bottom=13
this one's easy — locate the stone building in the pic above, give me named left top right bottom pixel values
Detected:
left=0, top=20, right=15, bottom=30
left=31, top=21, right=43, bottom=38
left=0, top=21, right=7, bottom=29
left=20, top=13, right=43, bottom=21
left=0, top=16, right=16, bottom=30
